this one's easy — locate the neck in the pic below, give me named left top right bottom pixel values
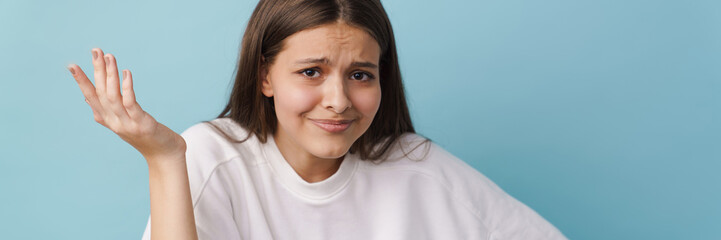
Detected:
left=273, top=131, right=344, bottom=183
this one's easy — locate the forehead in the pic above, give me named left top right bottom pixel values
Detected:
left=277, top=22, right=381, bottom=64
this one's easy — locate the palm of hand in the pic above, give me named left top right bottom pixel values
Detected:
left=68, top=48, right=186, bottom=161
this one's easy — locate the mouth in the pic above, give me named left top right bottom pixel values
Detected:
left=309, top=118, right=354, bottom=133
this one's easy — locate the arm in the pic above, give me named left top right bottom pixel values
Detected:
left=67, top=48, right=198, bottom=240
left=147, top=155, right=198, bottom=240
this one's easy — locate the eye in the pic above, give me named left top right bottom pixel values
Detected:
left=350, top=71, right=375, bottom=81
left=299, top=68, right=321, bottom=78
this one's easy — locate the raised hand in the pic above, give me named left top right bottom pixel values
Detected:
left=68, top=48, right=186, bottom=162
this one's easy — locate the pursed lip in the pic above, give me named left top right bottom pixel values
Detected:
left=308, top=118, right=355, bottom=133
left=308, top=118, right=355, bottom=124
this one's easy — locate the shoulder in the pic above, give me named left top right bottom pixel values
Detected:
left=180, top=118, right=260, bottom=197
left=363, top=134, right=541, bottom=219
left=181, top=117, right=261, bottom=168
left=361, top=133, right=509, bottom=208
left=181, top=117, right=252, bottom=146
left=365, top=133, right=501, bottom=199
left=372, top=134, right=567, bottom=239
left=181, top=118, right=257, bottom=163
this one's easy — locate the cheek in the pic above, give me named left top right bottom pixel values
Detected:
left=351, top=85, right=382, bottom=120
left=274, top=85, right=320, bottom=121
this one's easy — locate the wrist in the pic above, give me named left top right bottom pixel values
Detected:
left=145, top=152, right=187, bottom=172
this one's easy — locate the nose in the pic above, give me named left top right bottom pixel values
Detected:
left=322, top=74, right=352, bottom=114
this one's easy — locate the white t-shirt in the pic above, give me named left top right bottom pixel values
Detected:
left=141, top=118, right=566, bottom=240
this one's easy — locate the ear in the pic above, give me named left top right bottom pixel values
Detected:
left=260, top=58, right=274, bottom=97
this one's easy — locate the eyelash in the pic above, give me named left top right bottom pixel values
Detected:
left=298, top=68, right=375, bottom=82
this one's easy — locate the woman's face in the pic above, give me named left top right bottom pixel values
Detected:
left=261, top=22, right=382, bottom=160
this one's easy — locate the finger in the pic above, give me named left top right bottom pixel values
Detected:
left=121, top=69, right=144, bottom=119
left=67, top=64, right=106, bottom=118
left=104, top=54, right=131, bottom=121
left=92, top=48, right=107, bottom=97
left=104, top=54, right=122, bottom=103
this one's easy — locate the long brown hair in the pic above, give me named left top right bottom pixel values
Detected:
left=214, top=0, right=428, bottom=161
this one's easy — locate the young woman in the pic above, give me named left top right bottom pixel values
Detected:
left=67, top=0, right=566, bottom=239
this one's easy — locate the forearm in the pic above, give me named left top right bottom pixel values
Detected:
left=67, top=49, right=196, bottom=239
left=147, top=156, right=198, bottom=240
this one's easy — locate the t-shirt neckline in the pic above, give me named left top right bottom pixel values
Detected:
left=261, top=134, right=359, bottom=200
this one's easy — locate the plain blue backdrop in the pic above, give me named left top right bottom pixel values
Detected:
left=1, top=0, right=719, bottom=239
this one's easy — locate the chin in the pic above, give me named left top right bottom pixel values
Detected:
left=309, top=142, right=352, bottom=159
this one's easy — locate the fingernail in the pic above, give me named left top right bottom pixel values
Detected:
left=67, top=65, right=75, bottom=75
left=105, top=56, right=110, bottom=67
left=92, top=50, right=98, bottom=60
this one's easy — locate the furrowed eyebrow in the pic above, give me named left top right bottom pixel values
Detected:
left=350, top=61, right=378, bottom=69
left=294, top=57, right=378, bottom=69
left=295, top=58, right=329, bottom=65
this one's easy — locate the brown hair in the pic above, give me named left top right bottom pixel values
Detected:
left=213, top=0, right=429, bottom=161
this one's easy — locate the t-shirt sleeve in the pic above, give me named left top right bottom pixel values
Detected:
left=140, top=173, right=242, bottom=240
left=141, top=122, right=242, bottom=240
left=422, top=140, right=567, bottom=240
left=468, top=163, right=567, bottom=239
left=484, top=190, right=567, bottom=240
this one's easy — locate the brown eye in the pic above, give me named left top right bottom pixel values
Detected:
left=350, top=72, right=374, bottom=81
left=301, top=69, right=320, bottom=78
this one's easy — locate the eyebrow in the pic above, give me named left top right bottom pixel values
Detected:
left=295, top=57, right=378, bottom=69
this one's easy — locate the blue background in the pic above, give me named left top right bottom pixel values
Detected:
left=1, top=0, right=718, bottom=239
